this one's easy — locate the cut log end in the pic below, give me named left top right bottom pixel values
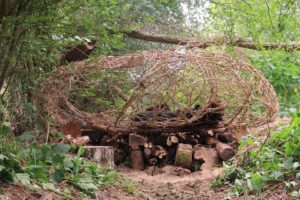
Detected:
left=84, top=146, right=115, bottom=168
left=175, top=143, right=193, bottom=169
left=216, top=143, right=236, bottom=161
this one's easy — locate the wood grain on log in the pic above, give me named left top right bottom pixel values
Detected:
left=131, top=149, right=145, bottom=170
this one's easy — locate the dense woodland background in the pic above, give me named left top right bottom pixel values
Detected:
left=0, top=0, right=300, bottom=198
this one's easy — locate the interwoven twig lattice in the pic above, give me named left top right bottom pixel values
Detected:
left=41, top=49, right=278, bottom=132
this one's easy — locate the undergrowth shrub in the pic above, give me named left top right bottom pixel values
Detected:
left=212, top=108, right=300, bottom=197
left=0, top=123, right=134, bottom=197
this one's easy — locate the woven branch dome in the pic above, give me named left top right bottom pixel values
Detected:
left=42, top=49, right=278, bottom=131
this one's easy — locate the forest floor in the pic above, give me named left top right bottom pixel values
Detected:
left=1, top=166, right=289, bottom=200
left=1, top=118, right=292, bottom=200
left=116, top=165, right=289, bottom=200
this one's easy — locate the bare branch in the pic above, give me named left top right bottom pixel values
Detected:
left=125, top=30, right=300, bottom=51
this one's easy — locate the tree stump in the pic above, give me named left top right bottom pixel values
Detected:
left=84, top=146, right=115, bottom=168
left=175, top=143, right=193, bottom=169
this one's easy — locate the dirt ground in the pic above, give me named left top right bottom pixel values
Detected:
left=115, top=165, right=291, bottom=200
left=1, top=165, right=291, bottom=200
left=1, top=118, right=293, bottom=200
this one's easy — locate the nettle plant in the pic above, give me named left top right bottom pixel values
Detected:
left=212, top=108, right=300, bottom=197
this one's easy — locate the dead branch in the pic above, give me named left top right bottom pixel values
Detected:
left=126, top=30, right=300, bottom=51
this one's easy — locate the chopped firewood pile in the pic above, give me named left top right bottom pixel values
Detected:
left=62, top=99, right=244, bottom=173
left=42, top=48, right=279, bottom=173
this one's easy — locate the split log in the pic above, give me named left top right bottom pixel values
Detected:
left=131, top=149, right=145, bottom=170
left=84, top=146, right=115, bottom=168
left=193, top=146, right=219, bottom=169
left=167, top=134, right=178, bottom=146
left=204, top=136, right=236, bottom=161
left=175, top=143, right=193, bottom=169
left=215, top=143, right=236, bottom=161
left=153, top=145, right=167, bottom=159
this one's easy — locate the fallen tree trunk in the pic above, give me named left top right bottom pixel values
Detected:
left=126, top=30, right=300, bottom=51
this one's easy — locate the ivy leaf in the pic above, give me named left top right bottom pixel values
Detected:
left=247, top=172, right=264, bottom=193
left=25, top=165, right=48, bottom=181
left=64, top=157, right=74, bottom=170
left=14, top=173, right=31, bottom=186
left=50, top=168, right=65, bottom=183
left=53, top=144, right=71, bottom=155
left=270, top=171, right=284, bottom=180
left=42, top=182, right=61, bottom=193
left=281, top=157, right=294, bottom=170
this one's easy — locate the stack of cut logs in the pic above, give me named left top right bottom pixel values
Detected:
left=127, top=128, right=238, bottom=172
left=62, top=100, right=241, bottom=174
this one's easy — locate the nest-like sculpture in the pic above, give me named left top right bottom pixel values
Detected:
left=42, top=49, right=278, bottom=134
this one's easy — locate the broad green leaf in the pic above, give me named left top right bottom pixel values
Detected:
left=14, top=173, right=31, bottom=186
left=281, top=157, right=294, bottom=170
left=247, top=173, right=264, bottom=193
left=53, top=144, right=71, bottom=155
left=42, top=182, right=61, bottom=193
left=270, top=171, right=284, bottom=180
left=50, top=168, right=65, bottom=183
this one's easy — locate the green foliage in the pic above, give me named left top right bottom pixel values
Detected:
left=208, top=0, right=300, bottom=110
left=212, top=108, right=300, bottom=196
left=0, top=0, right=184, bottom=131
left=69, top=71, right=135, bottom=113
left=250, top=51, right=300, bottom=111
left=0, top=123, right=134, bottom=197
left=209, top=0, right=300, bottom=41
